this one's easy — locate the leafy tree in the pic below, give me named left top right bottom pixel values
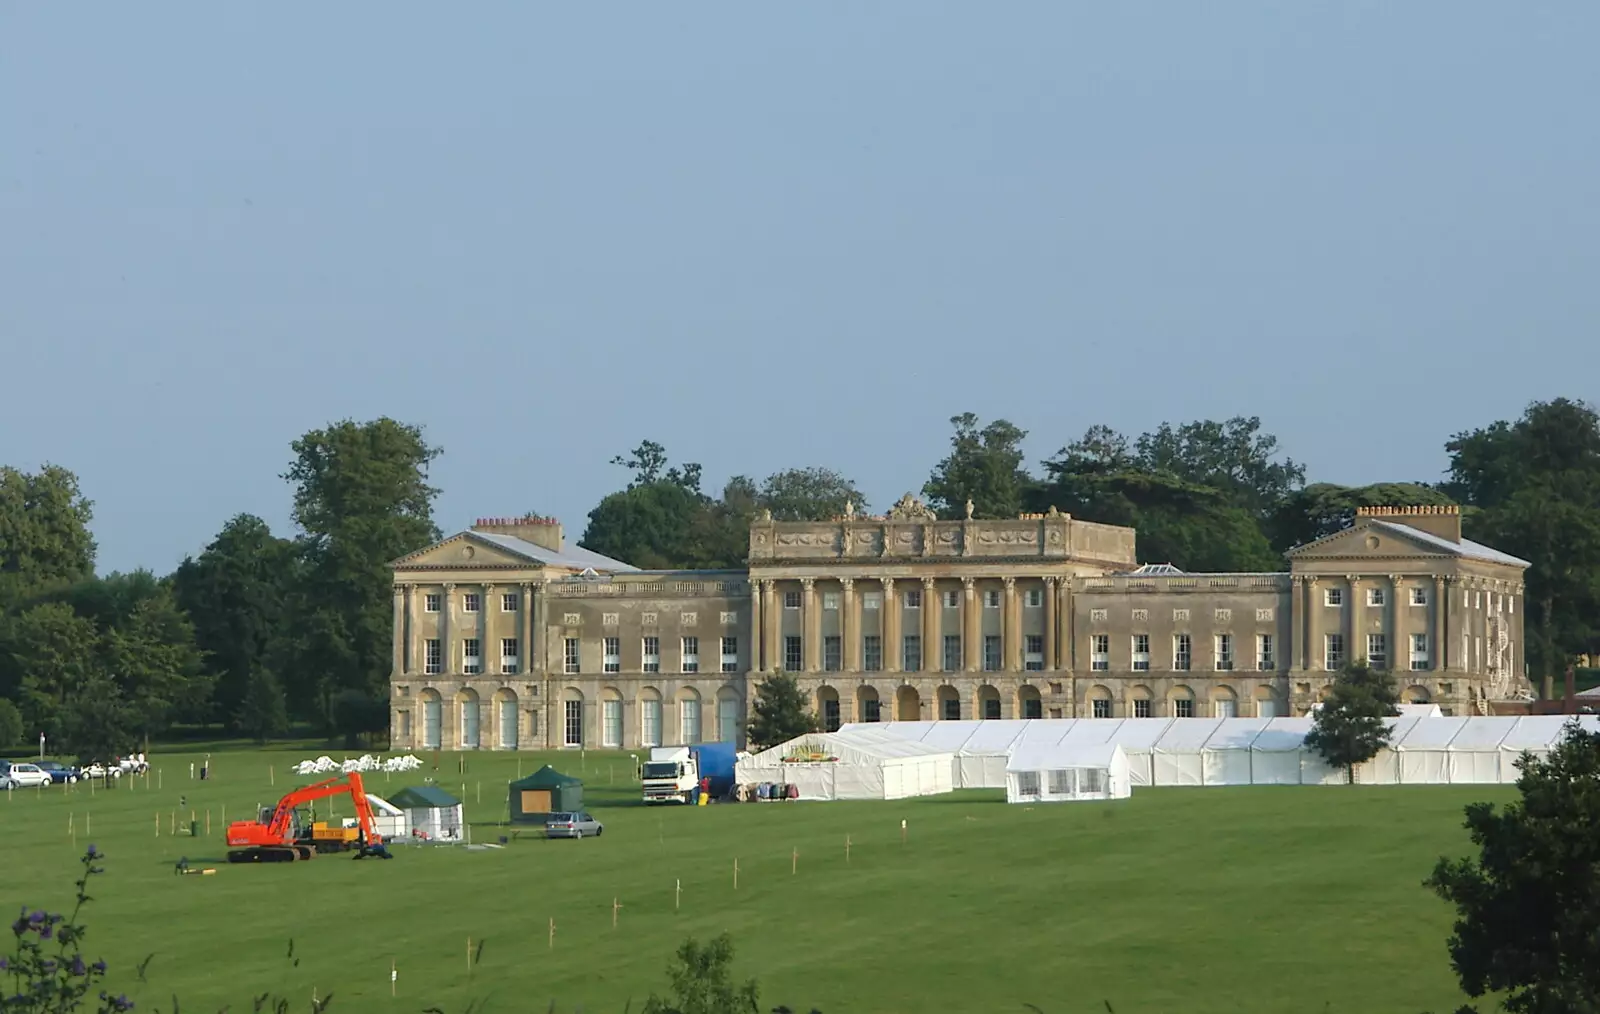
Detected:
left=332, top=687, right=388, bottom=748
left=170, top=514, right=299, bottom=731
left=2, top=602, right=101, bottom=744
left=582, top=442, right=725, bottom=569
left=0, top=697, right=21, bottom=749
left=97, top=589, right=209, bottom=737
left=1304, top=661, right=1399, bottom=784
left=1268, top=481, right=1458, bottom=552
left=1442, top=398, right=1600, bottom=679
left=1425, top=720, right=1600, bottom=1014
left=923, top=413, right=1035, bottom=520
left=746, top=674, right=817, bottom=748
left=283, top=418, right=441, bottom=729
left=1132, top=416, right=1305, bottom=520
left=0, top=463, right=96, bottom=608
left=757, top=467, right=864, bottom=521
left=641, top=933, right=761, bottom=1014
left=59, top=672, right=138, bottom=764
left=1037, top=448, right=1278, bottom=572
left=236, top=665, right=289, bottom=743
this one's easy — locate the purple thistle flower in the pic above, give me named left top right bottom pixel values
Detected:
left=92, top=960, right=106, bottom=974
left=27, top=911, right=45, bottom=925
left=39, top=924, right=53, bottom=940
left=0, top=956, right=8, bottom=970
left=85, top=844, right=97, bottom=857
left=70, top=956, right=86, bottom=976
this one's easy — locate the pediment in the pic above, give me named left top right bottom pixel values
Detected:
left=390, top=532, right=544, bottom=570
left=1286, top=521, right=1452, bottom=562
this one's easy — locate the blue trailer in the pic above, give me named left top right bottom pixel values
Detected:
left=691, top=742, right=738, bottom=798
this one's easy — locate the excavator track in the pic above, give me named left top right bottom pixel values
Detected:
left=227, top=847, right=301, bottom=863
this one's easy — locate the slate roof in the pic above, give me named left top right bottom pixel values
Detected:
left=391, top=530, right=639, bottom=572
left=1367, top=521, right=1531, bottom=568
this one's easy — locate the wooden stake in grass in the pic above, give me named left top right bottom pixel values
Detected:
left=792, top=847, right=798, bottom=875
left=548, top=918, right=555, bottom=950
left=675, top=879, right=681, bottom=911
left=169, top=811, right=175, bottom=835
left=390, top=960, right=396, bottom=998
left=476, top=781, right=480, bottom=804
left=270, top=765, right=275, bottom=787
left=157, top=768, right=162, bottom=790
left=612, top=897, right=621, bottom=929
left=466, top=937, right=472, bottom=975
left=155, top=811, right=160, bottom=837
left=733, top=858, right=739, bottom=890
left=901, top=818, right=907, bottom=845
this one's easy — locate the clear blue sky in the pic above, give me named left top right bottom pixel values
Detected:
left=4, top=3, right=1596, bottom=575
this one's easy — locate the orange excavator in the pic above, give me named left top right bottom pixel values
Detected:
left=226, top=771, right=394, bottom=863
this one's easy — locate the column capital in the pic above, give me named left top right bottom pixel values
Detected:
left=800, top=577, right=815, bottom=591
left=1002, top=576, right=1016, bottom=590
left=443, top=581, right=457, bottom=590
left=1387, top=573, right=1401, bottom=583
left=840, top=577, right=854, bottom=592
left=882, top=576, right=896, bottom=589
left=1044, top=576, right=1058, bottom=590
left=921, top=575, right=937, bottom=589
left=962, top=577, right=975, bottom=592
left=520, top=580, right=533, bottom=591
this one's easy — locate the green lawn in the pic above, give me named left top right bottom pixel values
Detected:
left=1, top=746, right=1501, bottom=1013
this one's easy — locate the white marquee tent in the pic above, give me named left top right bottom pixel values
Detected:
left=850, top=714, right=1600, bottom=789
left=1006, top=741, right=1131, bottom=804
left=734, top=728, right=955, bottom=801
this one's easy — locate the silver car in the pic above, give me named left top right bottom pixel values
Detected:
left=545, top=811, right=603, bottom=839
left=0, top=763, right=52, bottom=790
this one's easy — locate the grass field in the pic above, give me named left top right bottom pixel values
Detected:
left=0, top=744, right=1503, bottom=1013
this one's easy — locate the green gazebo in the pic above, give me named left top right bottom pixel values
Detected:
left=508, top=765, right=584, bottom=825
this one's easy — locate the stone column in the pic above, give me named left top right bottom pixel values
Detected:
left=1043, top=578, right=1057, bottom=672
left=765, top=581, right=782, bottom=672
left=520, top=582, right=534, bottom=676
left=802, top=578, right=819, bottom=673
left=1003, top=577, right=1018, bottom=671
left=1389, top=574, right=1402, bottom=674
left=1439, top=576, right=1452, bottom=671
left=1305, top=577, right=1318, bottom=671
left=391, top=585, right=406, bottom=675
left=963, top=578, right=979, bottom=673
left=482, top=584, right=495, bottom=674
left=441, top=582, right=455, bottom=676
left=883, top=578, right=900, bottom=673
left=841, top=578, right=858, bottom=672
left=922, top=577, right=939, bottom=672
left=748, top=578, right=763, bottom=672
left=532, top=581, right=548, bottom=676
left=1346, top=576, right=1361, bottom=669
left=1288, top=576, right=1304, bottom=673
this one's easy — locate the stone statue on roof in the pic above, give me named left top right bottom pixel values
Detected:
left=843, top=498, right=855, bottom=520
left=964, top=498, right=974, bottom=520
left=886, top=492, right=937, bottom=522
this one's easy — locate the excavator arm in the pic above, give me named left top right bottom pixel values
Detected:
left=230, top=771, right=392, bottom=863
left=266, top=772, right=383, bottom=843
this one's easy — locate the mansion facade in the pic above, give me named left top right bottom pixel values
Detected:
left=387, top=498, right=1530, bottom=752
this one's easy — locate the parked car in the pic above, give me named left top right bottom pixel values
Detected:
left=80, top=762, right=122, bottom=780
left=0, top=762, right=52, bottom=790
left=544, top=811, right=603, bottom=839
left=36, top=761, right=81, bottom=785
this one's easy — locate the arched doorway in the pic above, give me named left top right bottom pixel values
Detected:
left=1168, top=684, right=1196, bottom=719
left=936, top=685, right=962, bottom=721
left=1087, top=684, right=1114, bottom=719
left=1209, top=685, right=1238, bottom=719
left=976, top=684, right=1001, bottom=720
left=1253, top=684, right=1283, bottom=719
left=561, top=688, right=585, bottom=748
left=420, top=689, right=442, bottom=749
left=639, top=687, right=663, bottom=747
left=1403, top=685, right=1432, bottom=704
left=601, top=687, right=624, bottom=748
left=895, top=684, right=921, bottom=721
left=457, top=688, right=481, bottom=749
left=857, top=685, right=882, bottom=723
left=494, top=688, right=519, bottom=749
left=816, top=685, right=842, bottom=731
left=677, top=687, right=702, bottom=744
left=1128, top=684, right=1154, bottom=719
left=716, top=686, right=742, bottom=744
left=1018, top=684, right=1042, bottom=719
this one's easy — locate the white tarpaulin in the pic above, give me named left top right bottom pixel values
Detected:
left=1353, top=715, right=1423, bottom=784
left=1395, top=716, right=1470, bottom=785
left=1200, top=717, right=1273, bottom=786
left=952, top=721, right=1034, bottom=788
left=1006, top=742, right=1131, bottom=804
left=734, top=728, right=955, bottom=801
left=1151, top=718, right=1225, bottom=786
left=1445, top=717, right=1520, bottom=784
left=1497, top=714, right=1600, bottom=782
left=1101, top=719, right=1176, bottom=786
left=1249, top=717, right=1316, bottom=785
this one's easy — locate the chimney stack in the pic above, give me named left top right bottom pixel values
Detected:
left=471, top=515, right=564, bottom=553
left=1355, top=504, right=1462, bottom=543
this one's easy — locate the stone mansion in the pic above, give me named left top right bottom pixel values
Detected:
left=386, top=498, right=1529, bottom=752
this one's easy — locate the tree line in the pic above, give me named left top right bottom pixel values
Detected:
left=2, top=399, right=1597, bottom=759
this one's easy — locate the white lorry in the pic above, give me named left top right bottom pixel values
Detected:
left=640, top=746, right=699, bottom=804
